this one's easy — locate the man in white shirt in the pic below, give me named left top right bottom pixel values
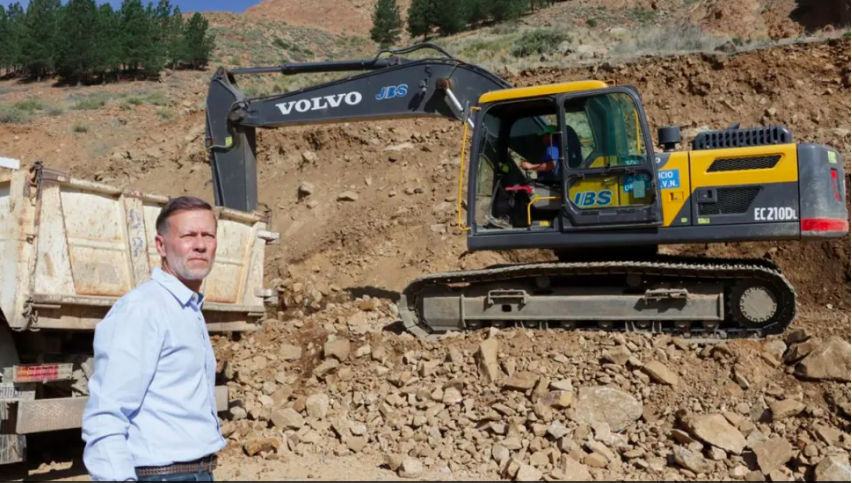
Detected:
left=82, top=196, right=225, bottom=481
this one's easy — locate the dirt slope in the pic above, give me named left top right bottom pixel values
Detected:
left=243, top=0, right=850, bottom=40
left=244, top=0, right=411, bottom=36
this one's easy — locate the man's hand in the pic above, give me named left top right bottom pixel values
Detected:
left=521, top=161, right=536, bottom=170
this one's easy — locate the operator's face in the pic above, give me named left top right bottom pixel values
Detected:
left=542, top=134, right=553, bottom=145
left=156, top=210, right=218, bottom=283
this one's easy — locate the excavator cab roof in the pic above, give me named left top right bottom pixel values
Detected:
left=478, top=80, right=610, bottom=104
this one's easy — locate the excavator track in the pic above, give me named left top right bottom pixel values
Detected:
left=398, top=256, right=796, bottom=340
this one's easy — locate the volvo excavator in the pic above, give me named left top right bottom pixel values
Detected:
left=205, top=44, right=848, bottom=339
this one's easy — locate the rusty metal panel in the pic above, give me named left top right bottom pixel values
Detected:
left=202, top=218, right=251, bottom=304
left=15, top=397, right=87, bottom=434
left=32, top=183, right=76, bottom=297
left=60, top=188, right=133, bottom=297
left=0, top=176, right=16, bottom=325
left=122, top=196, right=151, bottom=287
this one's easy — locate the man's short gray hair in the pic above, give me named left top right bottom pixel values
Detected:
left=155, top=196, right=215, bottom=235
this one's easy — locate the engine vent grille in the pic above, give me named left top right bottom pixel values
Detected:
left=692, top=126, right=792, bottom=150
left=699, top=187, right=761, bottom=215
left=707, top=155, right=781, bottom=172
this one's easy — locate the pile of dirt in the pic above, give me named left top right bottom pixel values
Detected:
left=212, top=296, right=851, bottom=481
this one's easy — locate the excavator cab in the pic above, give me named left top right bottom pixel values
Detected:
left=468, top=82, right=663, bottom=238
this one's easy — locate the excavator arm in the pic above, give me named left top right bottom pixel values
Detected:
left=205, top=44, right=512, bottom=212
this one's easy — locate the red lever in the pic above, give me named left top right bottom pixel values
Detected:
left=506, top=185, right=534, bottom=195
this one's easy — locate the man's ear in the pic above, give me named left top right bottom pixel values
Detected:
left=155, top=233, right=167, bottom=259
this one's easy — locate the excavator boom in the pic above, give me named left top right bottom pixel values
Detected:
left=205, top=44, right=511, bottom=211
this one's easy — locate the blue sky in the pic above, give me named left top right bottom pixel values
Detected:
left=0, top=0, right=261, bottom=13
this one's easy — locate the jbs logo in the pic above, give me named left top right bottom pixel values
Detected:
left=376, top=84, right=408, bottom=100
left=573, top=190, right=612, bottom=207
left=754, top=207, right=796, bottom=221
left=276, top=92, right=363, bottom=115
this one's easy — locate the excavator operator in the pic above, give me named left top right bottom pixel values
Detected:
left=521, top=125, right=560, bottom=181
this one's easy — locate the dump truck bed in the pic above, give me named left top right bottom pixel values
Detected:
left=0, top=163, right=278, bottom=332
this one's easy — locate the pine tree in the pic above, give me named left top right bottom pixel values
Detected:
left=5, top=2, right=26, bottom=74
left=465, top=0, right=489, bottom=25
left=22, top=0, right=62, bottom=79
left=167, top=6, right=186, bottom=68
left=0, top=6, right=10, bottom=75
left=58, top=0, right=98, bottom=82
left=406, top=0, right=432, bottom=41
left=370, top=0, right=403, bottom=48
left=141, top=2, right=165, bottom=77
left=118, top=0, right=149, bottom=73
left=183, top=12, right=213, bottom=69
left=433, top=0, right=465, bottom=36
left=489, top=0, right=527, bottom=22
left=94, top=3, right=121, bottom=81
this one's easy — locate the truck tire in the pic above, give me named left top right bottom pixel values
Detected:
left=0, top=322, right=25, bottom=466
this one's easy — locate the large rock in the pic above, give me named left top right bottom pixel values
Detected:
left=271, top=408, right=304, bottom=430
left=795, top=337, right=851, bottom=382
left=752, top=437, right=794, bottom=474
left=337, top=191, right=359, bottom=202
left=313, top=359, right=339, bottom=378
left=642, top=361, right=679, bottom=386
left=769, top=399, right=805, bottom=420
left=572, top=386, right=643, bottom=432
left=684, top=414, right=747, bottom=455
left=399, top=459, right=423, bottom=478
left=517, top=464, right=543, bottom=481
left=602, top=346, right=631, bottom=365
left=298, top=181, right=315, bottom=198
left=672, top=446, right=713, bottom=474
left=306, top=393, right=330, bottom=419
left=324, top=338, right=351, bottom=361
left=561, top=457, right=591, bottom=481
left=279, top=343, right=302, bottom=361
left=783, top=338, right=821, bottom=364
left=478, top=338, right=501, bottom=382
left=503, top=372, right=539, bottom=391
left=814, top=454, right=851, bottom=481
left=244, top=436, right=280, bottom=456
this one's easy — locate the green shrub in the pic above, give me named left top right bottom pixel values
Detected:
left=48, top=106, right=65, bottom=116
left=73, top=123, right=89, bottom=133
left=0, top=106, right=31, bottom=124
left=73, top=95, right=109, bottom=110
left=511, top=29, right=569, bottom=57
left=157, top=108, right=174, bottom=121
left=145, top=91, right=169, bottom=106
left=586, top=18, right=598, bottom=27
left=14, top=98, right=45, bottom=112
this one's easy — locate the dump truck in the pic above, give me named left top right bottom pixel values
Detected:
left=0, top=162, right=278, bottom=465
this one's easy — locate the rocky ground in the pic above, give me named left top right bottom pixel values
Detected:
left=207, top=294, right=851, bottom=482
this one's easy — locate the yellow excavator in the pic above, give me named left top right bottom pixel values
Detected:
left=205, top=44, right=848, bottom=338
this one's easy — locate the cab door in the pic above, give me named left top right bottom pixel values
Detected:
left=559, top=87, right=662, bottom=230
